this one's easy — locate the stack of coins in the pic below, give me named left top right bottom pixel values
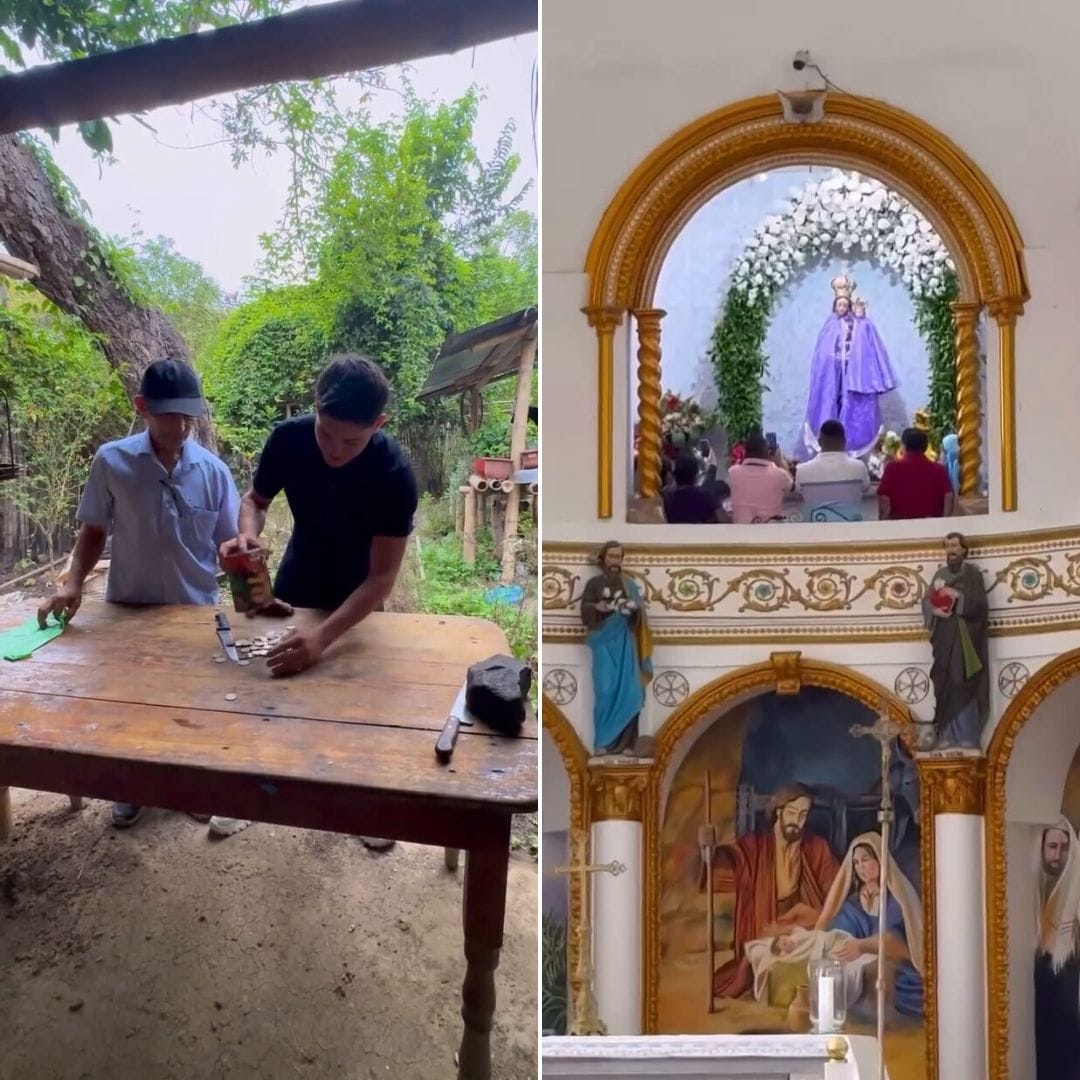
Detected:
left=211, top=626, right=296, bottom=666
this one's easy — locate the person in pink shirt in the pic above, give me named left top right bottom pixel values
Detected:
left=728, top=433, right=794, bottom=523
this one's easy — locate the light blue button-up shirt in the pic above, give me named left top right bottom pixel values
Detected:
left=77, top=430, right=240, bottom=605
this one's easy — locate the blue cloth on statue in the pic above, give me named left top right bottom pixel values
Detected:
left=586, top=582, right=646, bottom=752
left=829, top=894, right=924, bottom=1018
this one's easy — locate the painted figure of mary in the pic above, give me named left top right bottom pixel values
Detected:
left=799, top=276, right=900, bottom=460
left=815, top=831, right=925, bottom=1019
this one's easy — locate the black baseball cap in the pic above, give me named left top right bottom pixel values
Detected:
left=140, top=358, right=206, bottom=417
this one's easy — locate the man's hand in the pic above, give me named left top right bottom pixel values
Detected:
left=218, top=533, right=260, bottom=563
left=266, top=626, right=325, bottom=677
left=37, top=583, right=82, bottom=629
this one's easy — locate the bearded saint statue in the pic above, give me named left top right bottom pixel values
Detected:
left=799, top=275, right=900, bottom=460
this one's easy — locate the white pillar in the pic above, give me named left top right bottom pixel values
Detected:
left=934, top=812, right=987, bottom=1080
left=592, top=818, right=642, bottom=1034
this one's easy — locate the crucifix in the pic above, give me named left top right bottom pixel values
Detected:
left=849, top=700, right=905, bottom=1080
left=554, top=833, right=627, bottom=1036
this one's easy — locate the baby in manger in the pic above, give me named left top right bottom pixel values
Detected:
left=741, top=832, right=925, bottom=1019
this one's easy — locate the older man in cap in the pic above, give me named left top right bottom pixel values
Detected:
left=39, top=358, right=250, bottom=837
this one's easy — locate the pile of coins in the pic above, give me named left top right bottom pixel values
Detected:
left=212, top=626, right=296, bottom=666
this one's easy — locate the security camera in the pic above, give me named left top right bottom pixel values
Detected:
left=793, top=50, right=810, bottom=71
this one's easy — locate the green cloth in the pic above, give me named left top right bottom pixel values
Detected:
left=957, top=617, right=983, bottom=680
left=0, top=615, right=66, bottom=661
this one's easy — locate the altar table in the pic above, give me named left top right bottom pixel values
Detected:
left=0, top=601, right=537, bottom=1080
left=541, top=1034, right=883, bottom=1079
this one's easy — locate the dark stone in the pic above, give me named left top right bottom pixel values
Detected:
left=466, top=654, right=531, bottom=736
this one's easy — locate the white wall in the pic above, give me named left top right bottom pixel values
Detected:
left=542, top=0, right=1080, bottom=537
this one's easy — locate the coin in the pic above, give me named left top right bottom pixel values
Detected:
left=225, top=693, right=237, bottom=701
left=236, top=639, right=251, bottom=648
left=238, top=660, right=250, bottom=667
left=213, top=656, right=226, bottom=664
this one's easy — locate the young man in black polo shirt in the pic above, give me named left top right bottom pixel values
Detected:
left=223, top=354, right=417, bottom=663
left=220, top=354, right=418, bottom=848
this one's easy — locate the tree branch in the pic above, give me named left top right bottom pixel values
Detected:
left=0, top=0, right=536, bottom=135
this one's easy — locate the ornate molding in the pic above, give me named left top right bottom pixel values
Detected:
left=582, top=306, right=623, bottom=520
left=770, top=650, right=802, bottom=695
left=541, top=695, right=592, bottom=1018
left=922, top=757, right=987, bottom=816
left=589, top=763, right=650, bottom=823
left=543, top=535, right=1080, bottom=642
left=985, top=648, right=1080, bottom=1080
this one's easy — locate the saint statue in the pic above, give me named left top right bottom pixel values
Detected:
left=800, top=275, right=900, bottom=460
left=580, top=541, right=653, bottom=755
left=921, top=532, right=990, bottom=750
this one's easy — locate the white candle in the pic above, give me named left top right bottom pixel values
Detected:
left=818, top=973, right=835, bottom=1030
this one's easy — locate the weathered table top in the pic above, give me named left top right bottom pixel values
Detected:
left=0, top=601, right=537, bottom=843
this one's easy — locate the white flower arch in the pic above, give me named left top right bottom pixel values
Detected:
left=730, top=171, right=955, bottom=307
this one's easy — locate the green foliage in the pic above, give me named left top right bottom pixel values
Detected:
left=709, top=288, right=771, bottom=441
left=914, top=271, right=960, bottom=446
left=124, top=235, right=227, bottom=366
left=0, top=292, right=128, bottom=560
left=302, top=89, right=535, bottom=427
left=541, top=915, right=569, bottom=1035
left=203, top=284, right=333, bottom=461
left=470, top=421, right=512, bottom=459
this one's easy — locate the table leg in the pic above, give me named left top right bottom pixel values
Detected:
left=456, top=837, right=510, bottom=1080
left=444, top=847, right=460, bottom=872
left=69, top=796, right=84, bottom=812
left=0, top=785, right=11, bottom=840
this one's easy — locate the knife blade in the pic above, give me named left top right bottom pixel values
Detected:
left=435, top=682, right=471, bottom=764
left=215, top=611, right=240, bottom=663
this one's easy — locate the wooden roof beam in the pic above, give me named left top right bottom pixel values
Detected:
left=0, top=0, right=536, bottom=136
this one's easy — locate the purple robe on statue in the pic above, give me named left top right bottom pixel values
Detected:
left=799, top=310, right=900, bottom=460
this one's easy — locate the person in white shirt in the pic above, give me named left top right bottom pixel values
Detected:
left=794, top=420, right=872, bottom=521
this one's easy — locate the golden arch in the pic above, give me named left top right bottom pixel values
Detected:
left=583, top=93, right=1029, bottom=516
left=985, top=649, right=1080, bottom=1080
left=541, top=693, right=592, bottom=1014
left=638, top=658, right=938, bottom=1075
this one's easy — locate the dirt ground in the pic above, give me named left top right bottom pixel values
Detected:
left=0, top=791, right=538, bottom=1080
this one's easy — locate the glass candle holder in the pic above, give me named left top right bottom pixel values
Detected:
left=809, top=957, right=846, bottom=1034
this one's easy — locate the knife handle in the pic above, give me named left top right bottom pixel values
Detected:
left=435, top=715, right=461, bottom=764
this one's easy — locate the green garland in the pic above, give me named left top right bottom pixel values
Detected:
left=710, top=269, right=959, bottom=445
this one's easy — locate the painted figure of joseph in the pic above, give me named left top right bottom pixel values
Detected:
left=702, top=784, right=840, bottom=999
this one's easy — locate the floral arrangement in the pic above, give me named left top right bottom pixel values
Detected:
left=730, top=172, right=955, bottom=305
left=660, top=389, right=708, bottom=449
left=709, top=169, right=960, bottom=443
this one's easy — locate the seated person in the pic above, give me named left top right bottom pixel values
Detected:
left=727, top=432, right=793, bottom=523
left=878, top=427, right=954, bottom=520
left=794, top=420, right=872, bottom=521
left=662, top=451, right=730, bottom=523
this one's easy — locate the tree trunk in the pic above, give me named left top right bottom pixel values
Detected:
left=0, top=134, right=215, bottom=448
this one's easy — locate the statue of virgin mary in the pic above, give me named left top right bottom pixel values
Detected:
left=798, top=275, right=900, bottom=459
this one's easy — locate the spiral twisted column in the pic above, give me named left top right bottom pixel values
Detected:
left=632, top=308, right=666, bottom=500
left=989, top=298, right=1023, bottom=512
left=952, top=301, right=983, bottom=498
left=583, top=306, right=624, bottom=520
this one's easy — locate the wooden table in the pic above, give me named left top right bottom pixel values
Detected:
left=0, top=600, right=537, bottom=1079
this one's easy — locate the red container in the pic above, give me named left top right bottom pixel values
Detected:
left=221, top=545, right=273, bottom=614
left=472, top=457, right=486, bottom=478
left=521, top=449, right=538, bottom=470
left=480, top=457, right=513, bottom=481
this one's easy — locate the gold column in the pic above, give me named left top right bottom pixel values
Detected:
left=583, top=306, right=623, bottom=520
left=631, top=308, right=666, bottom=500
left=589, top=762, right=650, bottom=823
left=989, top=298, right=1022, bottom=513
left=952, top=302, right=983, bottom=498
left=919, top=756, right=987, bottom=1080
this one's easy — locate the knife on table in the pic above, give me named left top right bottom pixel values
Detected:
left=435, top=682, right=472, bottom=764
left=215, top=611, right=240, bottom=663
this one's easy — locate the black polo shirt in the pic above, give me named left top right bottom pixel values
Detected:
left=253, top=415, right=418, bottom=610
